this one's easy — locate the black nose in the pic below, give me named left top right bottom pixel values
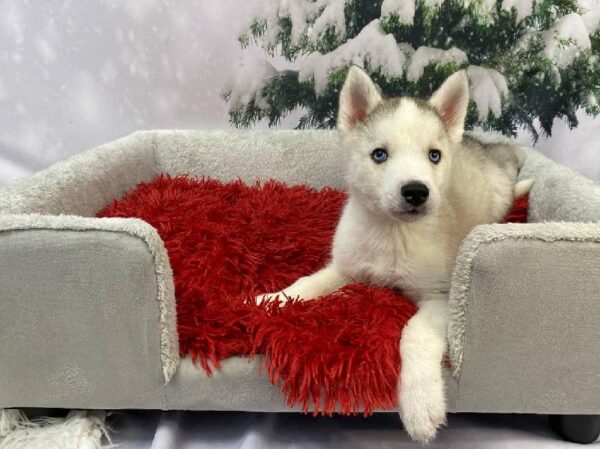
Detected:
left=401, top=182, right=429, bottom=206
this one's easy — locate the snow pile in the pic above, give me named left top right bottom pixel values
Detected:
left=225, top=56, right=277, bottom=111
left=282, top=1, right=322, bottom=44
left=501, top=0, right=533, bottom=22
left=543, top=13, right=592, bottom=68
left=579, top=0, right=600, bottom=33
left=309, top=0, right=347, bottom=42
left=299, top=19, right=410, bottom=94
left=586, top=92, right=599, bottom=109
left=381, top=0, right=416, bottom=24
left=467, top=65, right=509, bottom=120
left=406, top=46, right=468, bottom=81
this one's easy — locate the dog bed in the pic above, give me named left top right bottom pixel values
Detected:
left=97, top=174, right=528, bottom=415
left=3, top=130, right=600, bottom=445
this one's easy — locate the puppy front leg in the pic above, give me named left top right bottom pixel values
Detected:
left=256, top=264, right=349, bottom=304
left=398, top=296, right=449, bottom=443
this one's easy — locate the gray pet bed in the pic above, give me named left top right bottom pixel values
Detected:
left=1, top=130, right=599, bottom=442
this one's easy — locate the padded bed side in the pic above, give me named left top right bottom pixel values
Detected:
left=447, top=223, right=600, bottom=413
left=0, top=215, right=180, bottom=409
left=152, top=129, right=346, bottom=189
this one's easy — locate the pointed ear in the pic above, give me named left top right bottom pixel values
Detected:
left=337, top=66, right=382, bottom=132
left=429, top=70, right=469, bottom=143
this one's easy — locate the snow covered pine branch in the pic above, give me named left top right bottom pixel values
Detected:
left=225, top=0, right=600, bottom=139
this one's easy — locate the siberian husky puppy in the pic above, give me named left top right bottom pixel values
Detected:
left=258, top=66, right=532, bottom=443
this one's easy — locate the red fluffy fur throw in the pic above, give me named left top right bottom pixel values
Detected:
left=98, top=175, right=528, bottom=415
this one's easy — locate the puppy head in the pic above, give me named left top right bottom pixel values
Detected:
left=337, top=66, right=469, bottom=221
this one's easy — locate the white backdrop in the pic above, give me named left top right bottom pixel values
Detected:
left=0, top=0, right=599, bottom=187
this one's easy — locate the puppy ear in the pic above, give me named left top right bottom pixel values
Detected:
left=337, top=66, right=382, bottom=132
left=429, top=70, right=469, bottom=143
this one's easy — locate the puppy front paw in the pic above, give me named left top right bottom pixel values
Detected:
left=399, top=369, right=447, bottom=444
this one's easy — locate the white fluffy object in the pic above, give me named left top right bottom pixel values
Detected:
left=406, top=46, right=468, bottom=81
left=543, top=13, right=592, bottom=68
left=501, top=0, right=533, bottom=22
left=225, top=56, right=278, bottom=112
left=466, top=65, right=509, bottom=121
left=0, top=411, right=23, bottom=439
left=381, top=0, right=416, bottom=24
left=0, top=410, right=110, bottom=449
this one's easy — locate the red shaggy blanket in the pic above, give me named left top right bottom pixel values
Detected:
left=98, top=175, right=528, bottom=415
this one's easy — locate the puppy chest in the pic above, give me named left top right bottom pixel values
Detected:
left=335, top=234, right=448, bottom=290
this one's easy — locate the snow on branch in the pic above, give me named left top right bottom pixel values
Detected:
left=299, top=19, right=411, bottom=95
left=381, top=0, right=447, bottom=24
left=225, top=56, right=278, bottom=112
left=542, top=13, right=592, bottom=68
left=299, top=20, right=471, bottom=97
left=382, top=0, right=534, bottom=24
left=466, top=65, right=509, bottom=120
left=579, top=0, right=600, bottom=33
left=250, top=0, right=348, bottom=48
left=501, top=0, right=533, bottom=22
left=406, top=46, right=468, bottom=81
left=381, top=0, right=416, bottom=24
left=382, top=0, right=535, bottom=25
left=308, top=0, right=348, bottom=43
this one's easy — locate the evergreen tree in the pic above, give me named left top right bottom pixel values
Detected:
left=224, top=0, right=600, bottom=140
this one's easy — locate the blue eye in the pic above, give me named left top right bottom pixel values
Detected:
left=371, top=148, right=388, bottom=164
left=429, top=149, right=441, bottom=164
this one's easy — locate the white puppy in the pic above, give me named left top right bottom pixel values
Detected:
left=258, top=66, right=532, bottom=443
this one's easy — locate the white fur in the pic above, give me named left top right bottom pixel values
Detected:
left=514, top=178, right=534, bottom=197
left=398, top=298, right=448, bottom=443
left=0, top=410, right=23, bottom=439
left=258, top=67, right=531, bottom=442
left=0, top=410, right=109, bottom=449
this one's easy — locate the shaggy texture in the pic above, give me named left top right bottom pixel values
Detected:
left=98, top=175, right=528, bottom=415
left=0, top=410, right=109, bottom=449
